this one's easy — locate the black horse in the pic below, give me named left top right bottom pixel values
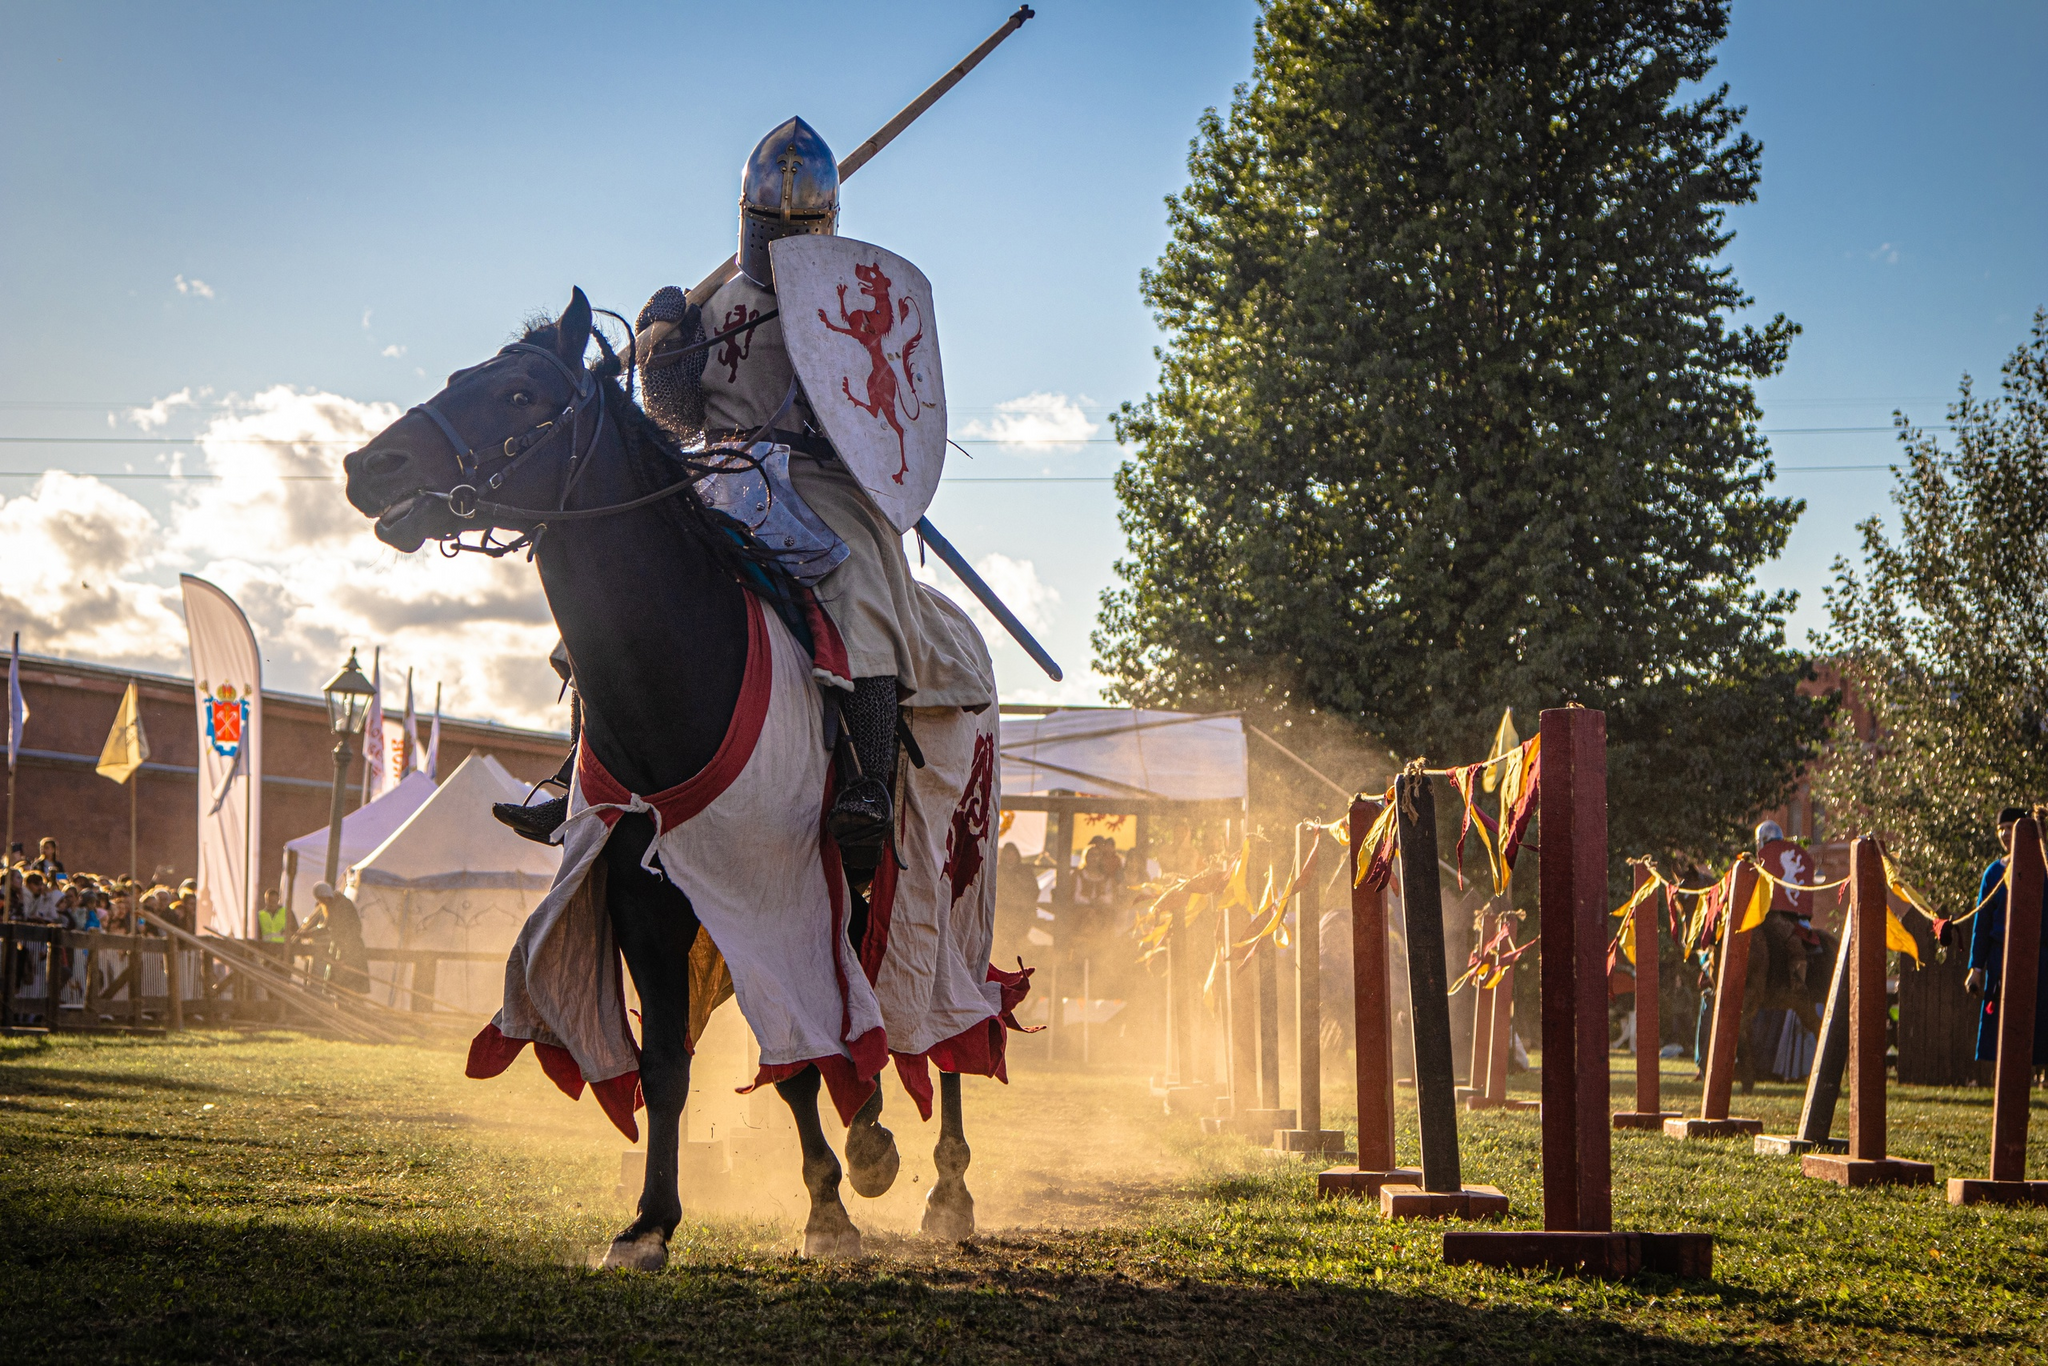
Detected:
left=343, top=289, right=979, bottom=1267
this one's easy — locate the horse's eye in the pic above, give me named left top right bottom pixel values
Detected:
left=510, top=391, right=533, bottom=407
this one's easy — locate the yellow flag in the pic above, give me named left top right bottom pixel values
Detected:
left=1483, top=707, right=1519, bottom=794
left=1886, top=909, right=1920, bottom=964
left=1612, top=877, right=1657, bottom=965
left=1736, top=865, right=1771, bottom=934
left=1220, top=840, right=1252, bottom=910
left=96, top=680, right=150, bottom=784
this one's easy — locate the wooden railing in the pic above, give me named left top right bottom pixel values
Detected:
left=0, top=919, right=499, bottom=1041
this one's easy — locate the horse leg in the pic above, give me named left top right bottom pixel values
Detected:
left=844, top=1080, right=901, bottom=1197
left=778, top=1067, right=864, bottom=1257
left=920, top=1071, right=975, bottom=1242
left=601, top=812, right=697, bottom=1272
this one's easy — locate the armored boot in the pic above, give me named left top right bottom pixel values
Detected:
left=494, top=690, right=577, bottom=845
left=827, top=676, right=899, bottom=873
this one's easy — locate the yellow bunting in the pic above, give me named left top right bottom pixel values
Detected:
left=1736, top=864, right=1771, bottom=934
left=1482, top=707, right=1519, bottom=793
left=1610, top=878, right=1659, bottom=966
left=1886, top=908, right=1921, bottom=964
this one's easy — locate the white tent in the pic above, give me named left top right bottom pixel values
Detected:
left=281, top=770, right=436, bottom=921
left=345, top=754, right=559, bottom=1012
left=1000, top=708, right=1247, bottom=801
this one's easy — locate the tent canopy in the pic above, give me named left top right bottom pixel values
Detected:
left=283, top=770, right=436, bottom=917
left=350, top=753, right=559, bottom=892
left=1000, top=708, right=1246, bottom=803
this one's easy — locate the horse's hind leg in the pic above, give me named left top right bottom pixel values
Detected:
left=921, top=1071, right=975, bottom=1242
left=601, top=812, right=697, bottom=1272
left=844, top=1081, right=901, bottom=1197
left=778, top=1068, right=864, bottom=1257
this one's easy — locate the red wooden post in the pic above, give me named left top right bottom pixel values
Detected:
left=1317, top=796, right=1417, bottom=1197
left=1615, top=863, right=1680, bottom=1128
left=1950, top=817, right=2048, bottom=1205
left=1802, top=837, right=1935, bottom=1187
left=1537, top=706, right=1612, bottom=1232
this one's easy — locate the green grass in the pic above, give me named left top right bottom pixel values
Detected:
left=2, top=1030, right=2045, bottom=1363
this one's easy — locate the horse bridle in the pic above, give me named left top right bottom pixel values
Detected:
left=404, top=319, right=788, bottom=559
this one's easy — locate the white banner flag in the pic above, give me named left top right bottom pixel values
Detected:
left=180, top=575, right=262, bottom=938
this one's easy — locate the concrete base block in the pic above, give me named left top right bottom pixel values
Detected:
left=1317, top=1167, right=1423, bottom=1200
left=1947, top=1178, right=2048, bottom=1207
left=1466, top=1095, right=1541, bottom=1112
left=1663, top=1116, right=1764, bottom=1139
left=1455, top=1085, right=1483, bottom=1103
left=1612, top=1110, right=1684, bottom=1130
left=1378, top=1183, right=1509, bottom=1221
left=1754, top=1134, right=1848, bottom=1157
left=1270, top=1128, right=1348, bottom=1154
left=1442, top=1230, right=1712, bottom=1279
left=1801, top=1154, right=1936, bottom=1188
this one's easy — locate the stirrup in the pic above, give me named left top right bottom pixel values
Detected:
left=828, top=775, right=893, bottom=871
left=493, top=796, right=567, bottom=845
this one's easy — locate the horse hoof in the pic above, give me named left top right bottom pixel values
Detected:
left=921, top=1187, right=975, bottom=1242
left=602, top=1230, right=669, bottom=1271
left=803, top=1221, right=865, bottom=1259
left=845, top=1120, right=900, bottom=1199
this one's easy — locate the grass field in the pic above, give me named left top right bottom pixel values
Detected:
left=2, top=1029, right=2045, bottom=1364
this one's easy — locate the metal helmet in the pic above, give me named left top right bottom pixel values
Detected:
left=738, top=116, right=839, bottom=287
left=1754, top=819, right=1784, bottom=850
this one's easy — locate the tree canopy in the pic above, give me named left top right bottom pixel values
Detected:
left=1098, top=0, right=1828, bottom=865
left=1815, top=312, right=2048, bottom=910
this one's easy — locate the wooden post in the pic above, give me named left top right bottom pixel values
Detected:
left=1802, top=837, right=1934, bottom=1187
left=1377, top=772, right=1506, bottom=1220
left=1295, top=823, right=1323, bottom=1133
left=1758, top=918, right=1854, bottom=1155
left=1226, top=902, right=1257, bottom=1114
left=1466, top=909, right=1495, bottom=1100
left=1486, top=958, right=1515, bottom=1104
left=1257, top=921, right=1281, bottom=1109
left=1950, top=817, right=2048, bottom=1205
left=1665, top=860, right=1766, bottom=1138
left=1319, top=796, right=1418, bottom=1196
left=1446, top=707, right=1711, bottom=1277
left=164, top=935, right=183, bottom=1031
left=1536, top=706, right=1612, bottom=1232
left=1615, top=862, right=1680, bottom=1128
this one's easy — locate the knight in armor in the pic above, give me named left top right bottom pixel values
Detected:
left=495, top=117, right=990, bottom=874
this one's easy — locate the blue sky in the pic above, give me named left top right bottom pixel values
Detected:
left=1, top=1, right=2042, bottom=726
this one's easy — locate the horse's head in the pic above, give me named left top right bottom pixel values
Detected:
left=344, top=288, right=597, bottom=553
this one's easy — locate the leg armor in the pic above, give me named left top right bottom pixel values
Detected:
left=827, top=675, right=898, bottom=872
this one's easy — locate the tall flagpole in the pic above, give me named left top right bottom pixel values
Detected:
left=5, top=633, right=20, bottom=920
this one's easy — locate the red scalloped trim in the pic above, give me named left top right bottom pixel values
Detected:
left=801, top=587, right=852, bottom=689
left=578, top=591, right=772, bottom=829
left=591, top=1071, right=644, bottom=1142
left=466, top=1021, right=526, bottom=1078
left=744, top=1026, right=888, bottom=1127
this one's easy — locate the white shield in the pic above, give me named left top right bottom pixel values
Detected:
left=771, top=235, right=946, bottom=533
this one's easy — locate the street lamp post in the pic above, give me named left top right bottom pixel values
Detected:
left=320, top=651, right=376, bottom=891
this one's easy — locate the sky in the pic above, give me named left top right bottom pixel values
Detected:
left=1, top=1, right=2043, bottom=733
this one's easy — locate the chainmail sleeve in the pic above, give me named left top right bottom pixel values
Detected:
left=637, top=286, right=707, bottom=443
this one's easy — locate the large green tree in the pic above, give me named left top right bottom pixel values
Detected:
left=1098, top=0, right=1827, bottom=865
left=1815, top=313, right=2048, bottom=910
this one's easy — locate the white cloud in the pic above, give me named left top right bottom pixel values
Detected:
left=0, top=387, right=569, bottom=731
left=380, top=344, right=406, bottom=358
left=913, top=549, right=1058, bottom=637
left=126, top=388, right=196, bottom=431
left=954, top=392, right=1099, bottom=450
left=1868, top=242, right=1900, bottom=265
left=174, top=274, right=215, bottom=298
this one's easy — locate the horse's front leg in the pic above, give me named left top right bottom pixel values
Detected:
left=778, top=1068, right=865, bottom=1257
left=600, top=813, right=696, bottom=1271
left=921, top=1070, right=975, bottom=1241
left=844, top=1080, right=901, bottom=1197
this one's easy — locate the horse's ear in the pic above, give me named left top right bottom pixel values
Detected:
left=554, top=288, right=593, bottom=370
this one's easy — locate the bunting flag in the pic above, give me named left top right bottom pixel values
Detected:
left=1611, top=876, right=1659, bottom=966
left=1353, top=787, right=1400, bottom=892
left=402, top=669, right=420, bottom=776
left=96, top=680, right=151, bottom=784
left=1735, top=860, right=1772, bottom=935
left=1446, top=762, right=1496, bottom=890
left=6, top=633, right=25, bottom=772
left=1482, top=707, right=1518, bottom=793
left=1496, top=736, right=1541, bottom=886
left=425, top=684, right=443, bottom=781
left=361, top=648, right=385, bottom=803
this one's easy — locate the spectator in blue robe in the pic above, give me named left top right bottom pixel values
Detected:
left=1965, top=807, right=2048, bottom=1065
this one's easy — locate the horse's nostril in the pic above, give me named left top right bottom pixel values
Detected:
left=364, top=449, right=409, bottom=478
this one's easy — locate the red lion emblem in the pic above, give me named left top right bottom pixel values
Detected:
left=942, top=732, right=996, bottom=906
left=818, top=260, right=935, bottom=484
